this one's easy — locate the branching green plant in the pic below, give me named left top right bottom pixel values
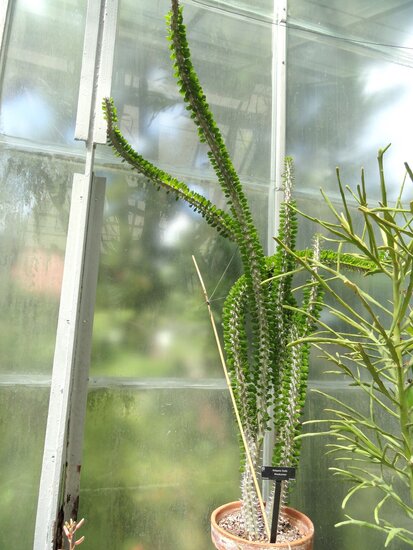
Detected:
left=102, top=0, right=366, bottom=542
left=281, top=147, right=413, bottom=547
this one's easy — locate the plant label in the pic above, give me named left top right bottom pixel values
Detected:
left=261, top=467, right=296, bottom=543
left=261, top=466, right=296, bottom=481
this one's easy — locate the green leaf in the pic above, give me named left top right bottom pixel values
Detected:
left=374, top=494, right=390, bottom=525
left=385, top=528, right=403, bottom=547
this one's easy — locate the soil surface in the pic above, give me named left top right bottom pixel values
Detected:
left=218, top=510, right=302, bottom=544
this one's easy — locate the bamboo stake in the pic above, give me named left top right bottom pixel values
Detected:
left=192, top=255, right=271, bottom=541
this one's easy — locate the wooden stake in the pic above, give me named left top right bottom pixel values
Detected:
left=192, top=255, right=271, bottom=541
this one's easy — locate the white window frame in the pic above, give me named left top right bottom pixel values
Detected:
left=33, top=1, right=118, bottom=548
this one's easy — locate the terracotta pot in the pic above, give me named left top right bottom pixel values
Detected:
left=211, top=501, right=314, bottom=550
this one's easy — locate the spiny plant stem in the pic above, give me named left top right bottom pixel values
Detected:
left=167, top=1, right=272, bottom=443
left=192, top=255, right=271, bottom=540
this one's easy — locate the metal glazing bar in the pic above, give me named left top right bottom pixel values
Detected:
left=263, top=0, right=288, bottom=502
left=93, top=0, right=119, bottom=144
left=267, top=0, right=287, bottom=255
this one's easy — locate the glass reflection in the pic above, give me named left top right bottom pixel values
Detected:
left=91, top=167, right=243, bottom=378
left=1, top=82, right=54, bottom=141
left=0, top=0, right=86, bottom=146
left=289, top=0, right=413, bottom=46
left=358, top=52, right=413, bottom=182
left=0, top=150, right=74, bottom=374
left=287, top=26, right=413, bottom=199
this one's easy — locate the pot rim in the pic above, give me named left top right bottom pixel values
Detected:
left=211, top=501, right=314, bottom=548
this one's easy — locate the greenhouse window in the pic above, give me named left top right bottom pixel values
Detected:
left=1, top=1, right=413, bottom=549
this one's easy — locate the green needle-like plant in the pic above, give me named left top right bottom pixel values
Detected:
left=282, top=147, right=413, bottom=547
left=102, top=0, right=369, bottom=541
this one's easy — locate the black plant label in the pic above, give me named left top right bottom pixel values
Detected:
left=261, top=466, right=296, bottom=481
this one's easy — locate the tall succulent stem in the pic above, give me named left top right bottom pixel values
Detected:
left=103, top=0, right=371, bottom=541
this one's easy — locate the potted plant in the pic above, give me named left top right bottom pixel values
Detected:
left=280, top=147, right=413, bottom=548
left=103, top=0, right=326, bottom=546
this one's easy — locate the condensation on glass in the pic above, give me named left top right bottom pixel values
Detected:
left=0, top=0, right=85, bottom=147
left=79, top=386, right=239, bottom=550
left=0, top=0, right=86, bottom=547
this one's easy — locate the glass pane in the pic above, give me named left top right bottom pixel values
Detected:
left=287, top=8, right=413, bottom=200
left=287, top=4, right=413, bottom=548
left=289, top=0, right=413, bottom=45
left=80, top=389, right=413, bottom=550
left=191, top=0, right=275, bottom=20
left=79, top=386, right=239, bottom=550
left=0, top=146, right=75, bottom=543
left=0, top=149, right=77, bottom=374
left=0, top=0, right=88, bottom=544
left=93, top=0, right=272, bottom=378
left=293, top=388, right=412, bottom=550
left=111, top=0, right=272, bottom=182
left=0, top=385, right=49, bottom=549
left=91, top=159, right=272, bottom=378
left=0, top=0, right=86, bottom=148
